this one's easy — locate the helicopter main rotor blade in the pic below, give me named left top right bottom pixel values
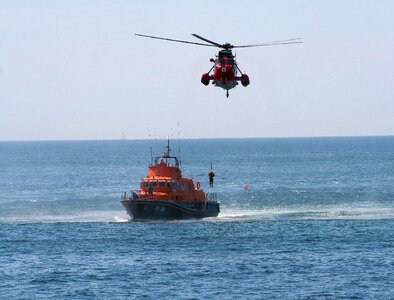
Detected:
left=135, top=33, right=216, bottom=47
left=191, top=34, right=223, bottom=48
left=233, top=38, right=303, bottom=48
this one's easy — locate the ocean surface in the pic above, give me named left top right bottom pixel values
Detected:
left=1, top=137, right=394, bottom=299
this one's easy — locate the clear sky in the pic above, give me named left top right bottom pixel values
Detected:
left=1, top=1, right=393, bottom=140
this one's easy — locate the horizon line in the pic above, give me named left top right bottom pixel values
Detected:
left=1, top=134, right=393, bottom=143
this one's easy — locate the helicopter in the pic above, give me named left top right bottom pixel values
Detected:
left=135, top=33, right=302, bottom=97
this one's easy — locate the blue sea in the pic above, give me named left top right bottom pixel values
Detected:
left=1, top=137, right=394, bottom=299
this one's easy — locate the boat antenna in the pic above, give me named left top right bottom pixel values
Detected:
left=154, top=127, right=158, bottom=159
left=166, top=136, right=171, bottom=156
left=150, top=145, right=153, bottom=165
left=148, top=122, right=153, bottom=165
left=177, top=121, right=182, bottom=168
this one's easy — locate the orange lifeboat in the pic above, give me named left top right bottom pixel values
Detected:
left=121, top=141, right=220, bottom=220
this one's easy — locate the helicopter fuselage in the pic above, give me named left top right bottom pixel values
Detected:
left=201, top=49, right=249, bottom=97
left=213, top=50, right=238, bottom=90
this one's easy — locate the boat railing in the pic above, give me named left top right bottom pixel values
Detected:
left=122, top=190, right=218, bottom=205
left=121, top=191, right=139, bottom=201
left=206, top=192, right=218, bottom=203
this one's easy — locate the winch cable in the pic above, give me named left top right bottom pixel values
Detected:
left=209, top=96, right=214, bottom=190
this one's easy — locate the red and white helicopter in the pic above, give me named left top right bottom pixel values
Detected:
left=135, top=33, right=302, bottom=97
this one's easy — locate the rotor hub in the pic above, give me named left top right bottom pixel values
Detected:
left=222, top=43, right=233, bottom=50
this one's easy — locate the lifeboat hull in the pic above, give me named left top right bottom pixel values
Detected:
left=121, top=199, right=220, bottom=220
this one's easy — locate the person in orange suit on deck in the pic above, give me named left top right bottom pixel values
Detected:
left=208, top=171, right=215, bottom=188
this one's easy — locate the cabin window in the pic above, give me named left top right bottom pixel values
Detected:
left=159, top=182, right=166, bottom=187
left=152, top=182, right=157, bottom=187
left=143, top=182, right=149, bottom=187
left=166, top=182, right=171, bottom=188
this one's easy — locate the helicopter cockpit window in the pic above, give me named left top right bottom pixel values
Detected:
left=219, top=56, right=233, bottom=65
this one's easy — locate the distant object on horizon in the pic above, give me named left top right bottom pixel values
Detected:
left=135, top=33, right=303, bottom=98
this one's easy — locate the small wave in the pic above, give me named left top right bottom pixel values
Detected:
left=0, top=210, right=130, bottom=224
left=217, top=209, right=275, bottom=221
left=113, top=216, right=130, bottom=223
left=215, top=206, right=394, bottom=222
left=2, top=206, right=394, bottom=224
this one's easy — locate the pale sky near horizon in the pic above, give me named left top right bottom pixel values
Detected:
left=1, top=1, right=393, bottom=141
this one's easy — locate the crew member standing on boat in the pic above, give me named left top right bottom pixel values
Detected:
left=208, top=171, right=215, bottom=188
